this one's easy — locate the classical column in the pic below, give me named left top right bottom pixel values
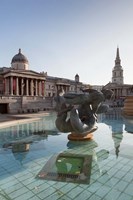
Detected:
left=26, top=79, right=29, bottom=96
left=42, top=81, right=44, bottom=96
left=35, top=80, right=38, bottom=96
left=7, top=78, right=10, bottom=95
left=30, top=79, right=34, bottom=96
left=10, top=77, right=13, bottom=95
left=16, top=77, right=19, bottom=95
left=39, top=80, right=42, bottom=96
left=21, top=78, right=24, bottom=95
left=3, top=78, right=6, bottom=95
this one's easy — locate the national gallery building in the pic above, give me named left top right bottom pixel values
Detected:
left=0, top=49, right=85, bottom=113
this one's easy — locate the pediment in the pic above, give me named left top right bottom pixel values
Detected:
left=104, top=82, right=116, bottom=88
left=2, top=69, right=46, bottom=78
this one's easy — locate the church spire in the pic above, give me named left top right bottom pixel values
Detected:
left=112, top=47, right=124, bottom=84
left=115, top=46, right=121, bottom=65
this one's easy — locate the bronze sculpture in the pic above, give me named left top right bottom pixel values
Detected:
left=54, top=89, right=113, bottom=140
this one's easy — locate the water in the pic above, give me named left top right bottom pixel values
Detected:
left=0, top=111, right=133, bottom=200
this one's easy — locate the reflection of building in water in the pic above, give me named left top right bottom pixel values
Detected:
left=0, top=116, right=57, bottom=147
left=98, top=108, right=123, bottom=121
left=12, top=143, right=30, bottom=153
left=2, top=142, right=30, bottom=164
left=12, top=143, right=30, bottom=164
left=112, top=133, right=123, bottom=158
left=107, top=122, right=123, bottom=157
left=97, top=109, right=123, bottom=124
left=99, top=112, right=124, bottom=133
left=99, top=111, right=124, bottom=157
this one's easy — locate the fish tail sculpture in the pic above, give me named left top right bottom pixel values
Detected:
left=54, top=89, right=113, bottom=139
left=70, top=108, right=97, bottom=135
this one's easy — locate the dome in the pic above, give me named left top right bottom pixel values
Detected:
left=11, top=49, right=29, bottom=64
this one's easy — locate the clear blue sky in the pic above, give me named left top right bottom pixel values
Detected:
left=0, top=0, right=133, bottom=85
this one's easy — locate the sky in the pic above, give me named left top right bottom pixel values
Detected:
left=0, top=0, right=133, bottom=85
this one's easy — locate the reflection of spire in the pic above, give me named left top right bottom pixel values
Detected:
left=115, top=145, right=120, bottom=158
left=112, top=133, right=123, bottom=158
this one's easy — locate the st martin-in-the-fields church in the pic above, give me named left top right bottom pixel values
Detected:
left=103, top=47, right=132, bottom=104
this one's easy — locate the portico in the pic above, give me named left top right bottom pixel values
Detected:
left=3, top=73, right=45, bottom=96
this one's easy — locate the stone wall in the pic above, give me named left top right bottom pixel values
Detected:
left=3, top=96, right=54, bottom=114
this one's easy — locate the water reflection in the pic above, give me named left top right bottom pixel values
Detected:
left=0, top=116, right=58, bottom=149
left=98, top=110, right=133, bottom=157
left=3, top=142, right=30, bottom=152
left=0, top=115, right=59, bottom=164
left=12, top=143, right=30, bottom=164
left=0, top=111, right=133, bottom=167
left=99, top=112, right=124, bottom=158
left=2, top=129, right=58, bottom=165
left=99, top=109, right=133, bottom=134
left=0, top=111, right=132, bottom=150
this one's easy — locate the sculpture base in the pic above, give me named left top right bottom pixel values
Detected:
left=68, top=132, right=93, bottom=141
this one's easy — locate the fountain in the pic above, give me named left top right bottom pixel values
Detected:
left=54, top=89, right=113, bottom=141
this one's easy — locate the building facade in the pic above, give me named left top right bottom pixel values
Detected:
left=45, top=74, right=84, bottom=98
left=0, top=47, right=131, bottom=113
left=0, top=49, right=86, bottom=113
left=112, top=47, right=124, bottom=84
left=103, top=47, right=132, bottom=105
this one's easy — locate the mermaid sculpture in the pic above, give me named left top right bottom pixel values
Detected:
left=54, top=88, right=113, bottom=140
